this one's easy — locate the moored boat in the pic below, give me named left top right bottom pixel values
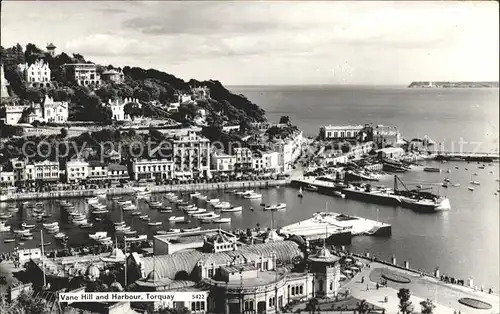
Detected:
left=126, top=234, right=147, bottom=241
left=424, top=167, right=441, bottom=173
left=181, top=226, right=201, bottom=232
left=220, top=206, right=242, bottom=212
left=139, top=215, right=150, bottom=221
left=166, top=228, right=181, bottom=234
left=243, top=193, right=262, bottom=199
left=212, top=217, right=231, bottom=223
left=168, top=216, right=185, bottom=223
left=21, top=222, right=35, bottom=229
left=303, top=185, right=318, bottom=191
left=213, top=202, right=232, bottom=209
left=4, top=239, right=15, bottom=243
left=206, top=198, right=220, bottom=204
left=89, top=232, right=108, bottom=240
left=147, top=221, right=162, bottom=227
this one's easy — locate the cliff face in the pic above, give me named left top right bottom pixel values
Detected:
left=408, top=81, right=499, bottom=88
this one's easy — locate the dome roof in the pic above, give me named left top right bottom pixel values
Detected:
left=316, top=247, right=332, bottom=258
left=146, top=270, right=160, bottom=282
left=85, top=264, right=100, bottom=278
left=110, top=248, right=125, bottom=259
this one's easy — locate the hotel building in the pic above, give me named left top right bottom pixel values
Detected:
left=18, top=59, right=51, bottom=87
left=172, top=131, right=211, bottom=179
left=66, top=160, right=89, bottom=183
left=132, top=159, right=174, bottom=181
left=319, top=125, right=365, bottom=140
left=63, top=63, right=101, bottom=87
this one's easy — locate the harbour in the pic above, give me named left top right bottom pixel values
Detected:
left=1, top=160, right=498, bottom=291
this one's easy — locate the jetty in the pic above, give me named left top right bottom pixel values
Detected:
left=280, top=212, right=392, bottom=241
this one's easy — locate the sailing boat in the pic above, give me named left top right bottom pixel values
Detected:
left=298, top=186, right=303, bottom=198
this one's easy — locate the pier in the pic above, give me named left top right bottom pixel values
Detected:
left=432, top=151, right=499, bottom=162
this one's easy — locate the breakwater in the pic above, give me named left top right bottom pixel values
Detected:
left=0, top=179, right=290, bottom=202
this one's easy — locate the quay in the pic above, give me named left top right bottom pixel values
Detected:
left=432, top=151, right=499, bottom=162
left=280, top=212, right=392, bottom=241
left=0, top=179, right=289, bottom=202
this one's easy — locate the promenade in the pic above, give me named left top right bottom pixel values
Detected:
left=343, top=261, right=499, bottom=314
left=0, top=179, right=290, bottom=202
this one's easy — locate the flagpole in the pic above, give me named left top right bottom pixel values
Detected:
left=124, top=237, right=127, bottom=290
left=40, top=230, right=46, bottom=287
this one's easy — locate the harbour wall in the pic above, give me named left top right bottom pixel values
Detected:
left=0, top=179, right=290, bottom=202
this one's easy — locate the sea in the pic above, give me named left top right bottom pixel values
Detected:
left=0, top=85, right=499, bottom=291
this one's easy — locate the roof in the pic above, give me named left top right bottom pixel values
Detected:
left=88, top=160, right=106, bottom=167
left=220, top=264, right=258, bottom=274
left=141, top=241, right=303, bottom=280
left=108, top=164, right=127, bottom=171
left=46, top=43, right=56, bottom=49
left=376, top=147, right=404, bottom=154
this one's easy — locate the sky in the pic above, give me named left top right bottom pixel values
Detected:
left=1, top=1, right=499, bottom=86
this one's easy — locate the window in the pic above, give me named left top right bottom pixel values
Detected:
left=330, top=281, right=333, bottom=291
left=263, top=261, right=268, bottom=270
left=208, top=269, right=213, bottom=278
left=191, top=303, right=196, bottom=311
left=299, top=285, right=303, bottom=294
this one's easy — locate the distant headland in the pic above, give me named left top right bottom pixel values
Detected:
left=408, top=81, right=499, bottom=88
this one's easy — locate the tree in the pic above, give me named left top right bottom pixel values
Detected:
left=157, top=306, right=191, bottom=314
left=6, top=290, right=50, bottom=314
left=420, top=298, right=436, bottom=314
left=397, top=288, right=413, bottom=314
left=60, top=128, right=68, bottom=138
left=356, top=299, right=370, bottom=314
left=305, top=298, right=319, bottom=314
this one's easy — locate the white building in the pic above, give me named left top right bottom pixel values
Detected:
left=105, top=97, right=140, bottom=121
left=274, top=130, right=303, bottom=172
left=18, top=60, right=51, bottom=87
left=373, top=125, right=402, bottom=148
left=101, top=68, right=124, bottom=84
left=107, top=164, right=129, bottom=181
left=40, top=95, right=69, bottom=123
left=172, top=131, right=211, bottom=179
left=25, top=160, right=60, bottom=182
left=252, top=150, right=279, bottom=172
left=132, top=159, right=174, bottom=181
left=191, top=86, right=210, bottom=100
left=211, top=152, right=236, bottom=173
left=88, top=161, right=108, bottom=181
left=347, top=141, right=375, bottom=159
left=320, top=125, right=364, bottom=140
left=66, top=160, right=89, bottom=183
left=4, top=105, right=29, bottom=125
left=64, top=63, right=101, bottom=87
left=233, top=147, right=253, bottom=171
left=0, top=166, right=15, bottom=187
left=377, top=147, right=405, bottom=160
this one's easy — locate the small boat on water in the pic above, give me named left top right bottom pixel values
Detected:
left=139, top=216, right=150, bottom=221
left=0, top=213, right=13, bottom=219
left=124, top=230, right=137, bottom=236
left=424, top=167, right=441, bottom=173
left=126, top=234, right=147, bottom=242
left=148, top=201, right=162, bottom=208
left=166, top=228, right=181, bottom=234
left=8, top=207, right=19, bottom=213
left=192, top=211, right=215, bottom=218
left=194, top=195, right=207, bottom=200
left=468, top=187, right=475, bottom=191
left=21, top=223, right=35, bottom=229
left=89, top=232, right=107, bottom=240
left=92, top=209, right=109, bottom=215
left=0, top=222, right=11, bottom=232
left=470, top=181, right=480, bottom=185
left=237, top=190, right=254, bottom=196
left=298, top=187, right=303, bottom=198
left=131, top=211, right=142, bottom=216
left=188, top=208, right=207, bottom=215
left=243, top=193, right=262, bottom=199
left=111, top=197, right=121, bottom=201
left=43, top=222, right=58, bottom=229
left=182, top=226, right=201, bottom=232
left=39, top=242, right=51, bottom=247
left=115, top=225, right=131, bottom=232
left=189, top=192, right=201, bottom=198
left=304, top=185, right=318, bottom=191
left=98, top=237, right=112, bottom=243
left=4, top=239, right=15, bottom=243
left=160, top=209, right=173, bottom=213
left=213, top=217, right=231, bottom=224
left=155, top=230, right=168, bottom=235
left=117, top=200, right=132, bottom=206
left=217, top=205, right=241, bottom=212
left=453, top=183, right=461, bottom=187
left=123, top=204, right=137, bottom=211
left=80, top=223, right=93, bottom=229
left=333, top=191, right=345, bottom=198
left=198, top=213, right=221, bottom=223
left=213, top=202, right=232, bottom=209
left=14, top=229, right=31, bottom=235
left=21, top=233, right=34, bottom=240
left=148, top=221, right=162, bottom=227
left=86, top=197, right=99, bottom=204
left=206, top=198, right=220, bottom=204
left=168, top=216, right=185, bottom=222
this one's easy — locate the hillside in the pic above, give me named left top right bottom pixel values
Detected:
left=0, top=43, right=267, bottom=125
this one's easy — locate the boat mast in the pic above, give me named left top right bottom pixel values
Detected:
left=324, top=202, right=328, bottom=249
left=124, top=237, right=127, bottom=290
left=40, top=230, right=46, bottom=287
